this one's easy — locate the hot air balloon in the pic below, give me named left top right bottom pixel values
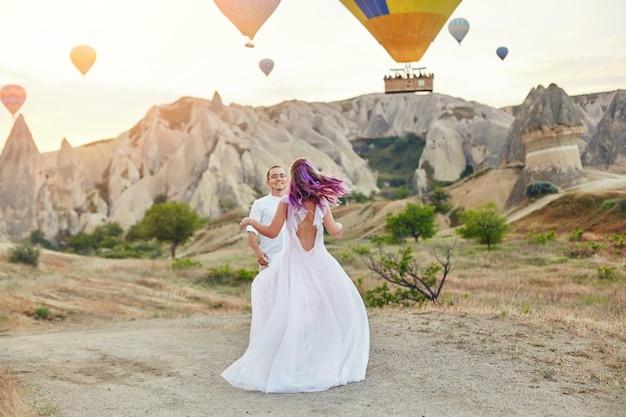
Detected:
left=0, top=84, right=26, bottom=117
left=339, top=0, right=462, bottom=63
left=496, top=46, right=508, bottom=61
left=70, top=45, right=97, bottom=76
left=214, top=0, right=281, bottom=47
left=448, top=17, right=469, bottom=45
left=259, top=58, right=274, bottom=76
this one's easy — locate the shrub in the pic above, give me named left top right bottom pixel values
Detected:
left=342, top=191, right=371, bottom=204
left=569, top=228, right=584, bottom=242
left=566, top=241, right=602, bottom=258
left=30, top=229, right=54, bottom=250
left=525, top=231, right=556, bottom=245
left=198, top=264, right=257, bottom=286
left=34, top=307, right=50, bottom=320
left=172, top=257, right=203, bottom=270
left=598, top=266, right=618, bottom=281
left=525, top=181, right=558, bottom=198
left=68, top=232, right=96, bottom=254
left=8, top=243, right=40, bottom=267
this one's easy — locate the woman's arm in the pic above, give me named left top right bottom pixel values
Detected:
left=323, top=208, right=343, bottom=238
left=239, top=202, right=287, bottom=238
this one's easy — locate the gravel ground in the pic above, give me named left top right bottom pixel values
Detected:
left=1, top=309, right=623, bottom=417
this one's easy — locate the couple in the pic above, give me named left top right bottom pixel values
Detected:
left=221, top=158, right=370, bottom=394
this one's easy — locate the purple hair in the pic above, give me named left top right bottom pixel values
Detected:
left=287, top=158, right=349, bottom=209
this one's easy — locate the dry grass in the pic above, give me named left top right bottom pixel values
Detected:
left=0, top=369, right=35, bottom=417
left=2, top=187, right=626, bottom=415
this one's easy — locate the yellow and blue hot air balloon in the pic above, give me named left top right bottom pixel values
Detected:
left=339, top=0, right=462, bottom=63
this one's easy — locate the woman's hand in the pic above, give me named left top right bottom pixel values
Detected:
left=335, top=222, right=343, bottom=238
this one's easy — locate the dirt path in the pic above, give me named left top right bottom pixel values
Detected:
left=1, top=310, right=623, bottom=417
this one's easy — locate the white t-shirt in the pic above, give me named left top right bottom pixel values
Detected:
left=246, top=194, right=287, bottom=263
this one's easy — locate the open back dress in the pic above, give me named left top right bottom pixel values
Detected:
left=221, top=196, right=370, bottom=393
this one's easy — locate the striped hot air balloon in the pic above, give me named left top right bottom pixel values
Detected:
left=0, top=84, right=26, bottom=117
left=448, top=17, right=469, bottom=45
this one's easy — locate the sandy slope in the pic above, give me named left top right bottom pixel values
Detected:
left=1, top=309, right=623, bottom=417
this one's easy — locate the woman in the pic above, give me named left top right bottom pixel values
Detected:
left=221, top=158, right=370, bottom=393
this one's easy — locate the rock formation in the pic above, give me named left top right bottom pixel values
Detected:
left=0, top=115, right=41, bottom=239
left=0, top=88, right=619, bottom=242
left=581, top=90, right=626, bottom=172
left=505, top=84, right=586, bottom=208
left=341, top=93, right=513, bottom=183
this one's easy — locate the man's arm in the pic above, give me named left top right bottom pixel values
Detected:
left=246, top=201, right=268, bottom=266
left=247, top=230, right=268, bottom=266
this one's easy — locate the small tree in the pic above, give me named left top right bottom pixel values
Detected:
left=385, top=202, right=436, bottom=242
left=429, top=186, right=453, bottom=214
left=456, top=202, right=508, bottom=250
left=359, top=243, right=457, bottom=305
left=138, top=201, right=201, bottom=258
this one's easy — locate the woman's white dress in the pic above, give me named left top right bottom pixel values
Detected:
left=221, top=197, right=370, bottom=393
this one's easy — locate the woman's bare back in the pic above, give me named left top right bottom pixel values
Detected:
left=296, top=201, right=317, bottom=251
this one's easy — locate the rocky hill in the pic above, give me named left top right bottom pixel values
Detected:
left=0, top=86, right=624, bottom=242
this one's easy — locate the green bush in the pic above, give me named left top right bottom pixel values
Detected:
left=525, top=231, right=556, bottom=245
left=30, top=229, right=54, bottom=250
left=8, top=243, right=40, bottom=267
left=566, top=241, right=603, bottom=258
left=525, top=181, right=558, bottom=198
left=172, top=257, right=203, bottom=270
left=68, top=232, right=96, bottom=254
left=34, top=307, right=50, bottom=320
left=199, top=264, right=257, bottom=286
left=598, top=266, right=618, bottom=281
left=569, top=228, right=584, bottom=242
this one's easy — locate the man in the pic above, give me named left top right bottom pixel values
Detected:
left=246, top=165, right=288, bottom=270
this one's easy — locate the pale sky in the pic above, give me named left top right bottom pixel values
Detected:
left=0, top=0, right=624, bottom=152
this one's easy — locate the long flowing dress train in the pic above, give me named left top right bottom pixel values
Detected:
left=221, top=197, right=369, bottom=393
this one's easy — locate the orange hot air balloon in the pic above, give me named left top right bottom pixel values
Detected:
left=214, top=0, right=281, bottom=47
left=0, top=84, right=26, bottom=117
left=70, top=45, right=97, bottom=76
left=339, top=0, right=462, bottom=63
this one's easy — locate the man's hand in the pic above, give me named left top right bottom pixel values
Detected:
left=256, top=251, right=269, bottom=266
